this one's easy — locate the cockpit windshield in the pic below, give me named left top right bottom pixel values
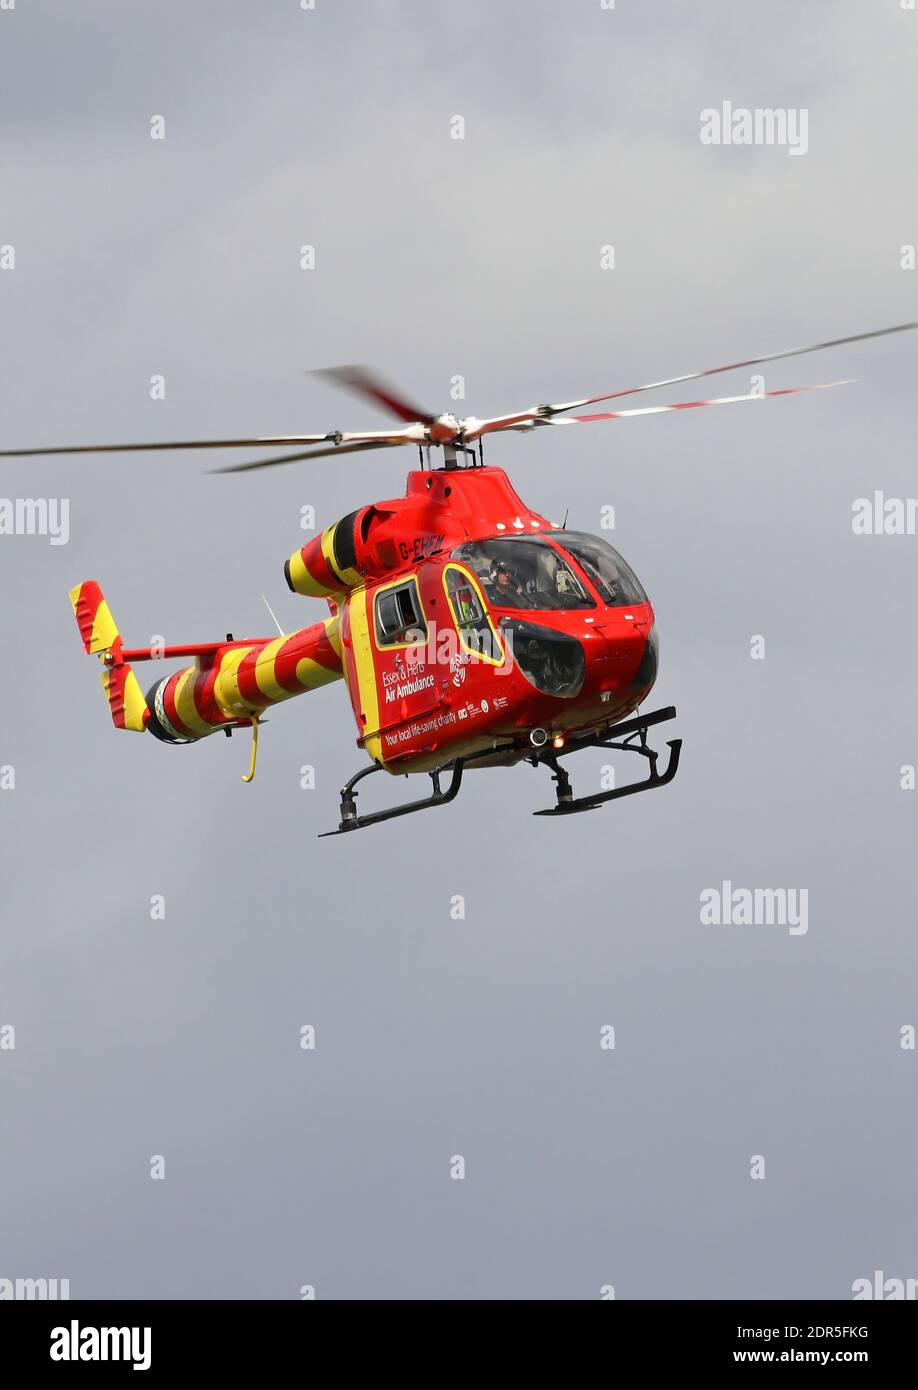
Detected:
left=451, top=538, right=595, bottom=611
left=556, top=532, right=649, bottom=608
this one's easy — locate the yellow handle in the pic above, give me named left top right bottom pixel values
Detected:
left=241, top=715, right=260, bottom=783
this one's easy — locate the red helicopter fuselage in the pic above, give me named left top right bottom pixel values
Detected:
left=66, top=463, right=666, bottom=827
left=286, top=465, right=658, bottom=773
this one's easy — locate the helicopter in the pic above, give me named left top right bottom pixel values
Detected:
left=3, top=320, right=915, bottom=834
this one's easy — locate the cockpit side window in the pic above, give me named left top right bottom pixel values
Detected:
left=555, top=532, right=649, bottom=608
left=451, top=538, right=595, bottom=611
left=374, top=578, right=427, bottom=648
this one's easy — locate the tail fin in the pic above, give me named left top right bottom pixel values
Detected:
left=68, top=580, right=149, bottom=733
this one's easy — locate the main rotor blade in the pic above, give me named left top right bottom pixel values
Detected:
left=210, top=437, right=414, bottom=474
left=569, top=378, right=852, bottom=420
left=310, top=364, right=435, bottom=425
left=465, top=320, right=917, bottom=439
left=0, top=434, right=337, bottom=459
left=560, top=322, right=916, bottom=413
left=488, top=380, right=852, bottom=433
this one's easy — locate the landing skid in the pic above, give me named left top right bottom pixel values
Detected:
left=319, top=706, right=680, bottom=835
left=319, top=760, right=465, bottom=836
left=531, top=705, right=682, bottom=816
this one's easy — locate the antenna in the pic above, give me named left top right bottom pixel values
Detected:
left=261, top=594, right=284, bottom=637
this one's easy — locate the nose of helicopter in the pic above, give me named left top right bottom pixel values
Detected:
left=588, top=610, right=658, bottom=698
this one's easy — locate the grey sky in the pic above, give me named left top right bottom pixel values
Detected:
left=1, top=0, right=917, bottom=1299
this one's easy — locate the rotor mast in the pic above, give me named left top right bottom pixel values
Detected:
left=441, top=438, right=482, bottom=471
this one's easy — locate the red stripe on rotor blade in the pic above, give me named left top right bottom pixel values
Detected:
left=570, top=382, right=843, bottom=423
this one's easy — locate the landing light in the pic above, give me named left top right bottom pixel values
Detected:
left=552, top=734, right=566, bottom=750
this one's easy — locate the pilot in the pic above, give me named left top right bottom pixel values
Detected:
left=487, top=558, right=531, bottom=607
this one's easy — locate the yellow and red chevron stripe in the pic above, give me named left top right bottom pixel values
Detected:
left=285, top=518, right=362, bottom=599
left=69, top=579, right=120, bottom=655
left=69, top=580, right=345, bottom=744
left=147, top=616, right=344, bottom=740
left=99, top=658, right=149, bottom=732
left=211, top=616, right=342, bottom=722
left=69, top=580, right=149, bottom=732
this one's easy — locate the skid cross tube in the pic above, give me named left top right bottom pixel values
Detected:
left=532, top=705, right=682, bottom=816
left=319, top=759, right=465, bottom=836
left=319, top=707, right=680, bottom=833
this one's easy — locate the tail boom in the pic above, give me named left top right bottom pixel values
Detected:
left=68, top=579, right=343, bottom=745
